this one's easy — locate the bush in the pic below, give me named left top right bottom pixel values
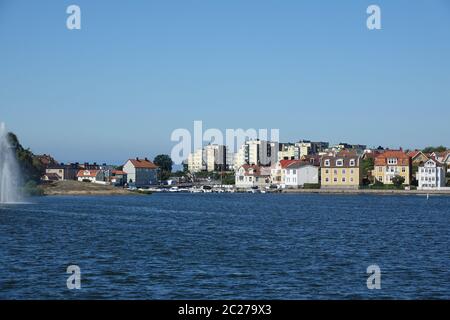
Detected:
left=221, top=173, right=235, bottom=185
left=392, top=175, right=405, bottom=187
left=22, top=181, right=44, bottom=196
left=303, top=183, right=320, bottom=189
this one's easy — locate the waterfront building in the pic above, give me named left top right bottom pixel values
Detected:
left=373, top=150, right=411, bottom=185
left=123, top=158, right=159, bottom=187
left=417, top=158, right=446, bottom=189
left=187, top=149, right=205, bottom=173
left=76, top=169, right=105, bottom=183
left=284, top=161, right=319, bottom=188
left=109, top=170, right=127, bottom=186
left=235, top=164, right=271, bottom=189
left=320, top=151, right=362, bottom=189
left=41, top=172, right=60, bottom=182
left=270, top=159, right=298, bottom=187
left=45, top=163, right=79, bottom=181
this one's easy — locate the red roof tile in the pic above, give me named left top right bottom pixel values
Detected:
left=77, top=170, right=100, bottom=178
left=374, top=150, right=410, bottom=166
left=127, top=159, right=158, bottom=169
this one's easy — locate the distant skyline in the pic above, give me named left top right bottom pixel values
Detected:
left=1, top=0, right=449, bottom=164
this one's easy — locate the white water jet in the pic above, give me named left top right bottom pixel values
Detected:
left=0, top=122, right=23, bottom=203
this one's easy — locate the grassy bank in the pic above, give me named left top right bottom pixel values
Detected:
left=41, top=180, right=134, bottom=196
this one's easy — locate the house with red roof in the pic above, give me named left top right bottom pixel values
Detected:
left=406, top=150, right=429, bottom=165
left=109, top=170, right=128, bottom=186
left=235, top=164, right=271, bottom=189
left=270, top=159, right=298, bottom=187
left=373, top=150, right=411, bottom=185
left=77, top=169, right=105, bottom=183
left=123, top=158, right=159, bottom=187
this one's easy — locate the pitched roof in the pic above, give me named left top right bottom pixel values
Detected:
left=112, top=170, right=127, bottom=175
left=374, top=150, right=410, bottom=166
left=77, top=170, right=100, bottom=178
left=424, top=156, right=444, bottom=167
left=286, top=160, right=314, bottom=169
left=279, top=159, right=298, bottom=169
left=444, top=152, right=450, bottom=163
left=127, top=159, right=158, bottom=169
left=321, top=153, right=360, bottom=168
left=240, top=164, right=271, bottom=176
left=43, top=173, right=60, bottom=181
left=406, top=150, right=421, bottom=158
left=301, top=154, right=321, bottom=166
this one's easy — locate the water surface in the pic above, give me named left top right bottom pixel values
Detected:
left=0, top=194, right=449, bottom=299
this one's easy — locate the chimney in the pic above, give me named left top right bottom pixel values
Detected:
left=145, top=157, right=148, bottom=161
left=136, top=157, right=139, bottom=161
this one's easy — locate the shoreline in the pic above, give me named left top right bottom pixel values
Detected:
left=282, top=188, right=450, bottom=196
left=41, top=189, right=450, bottom=196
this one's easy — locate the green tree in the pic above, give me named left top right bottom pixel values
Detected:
left=391, top=175, right=405, bottom=188
left=153, top=154, right=173, bottom=181
left=361, top=158, right=374, bottom=185
left=422, top=146, right=447, bottom=153
left=7, top=132, right=44, bottom=183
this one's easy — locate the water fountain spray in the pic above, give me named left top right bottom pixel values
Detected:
left=0, top=122, right=23, bottom=203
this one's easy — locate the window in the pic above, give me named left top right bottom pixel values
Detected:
left=325, top=178, right=329, bottom=182
left=324, top=159, right=330, bottom=167
left=334, top=170, right=338, bottom=175
left=379, top=176, right=383, bottom=182
left=293, top=169, right=297, bottom=175
left=325, top=169, right=329, bottom=174
left=342, top=177, right=346, bottom=182
left=402, top=167, right=406, bottom=173
left=336, top=159, right=344, bottom=167
left=378, top=167, right=382, bottom=172
left=333, top=177, right=337, bottom=182
left=349, top=159, right=355, bottom=166
left=387, top=158, right=398, bottom=165
left=342, top=169, right=346, bottom=174
left=350, top=169, right=354, bottom=174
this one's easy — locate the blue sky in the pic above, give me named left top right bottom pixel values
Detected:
left=1, top=0, right=449, bottom=164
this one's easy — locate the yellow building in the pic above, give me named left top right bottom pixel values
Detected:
left=374, top=150, right=411, bottom=185
left=320, top=152, right=362, bottom=189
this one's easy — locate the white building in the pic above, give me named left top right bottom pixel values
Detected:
left=123, top=158, right=159, bottom=187
left=77, top=169, right=105, bottom=183
left=278, top=143, right=299, bottom=161
left=234, top=140, right=278, bottom=169
left=417, top=158, right=446, bottom=189
left=235, top=164, right=271, bottom=189
left=204, top=144, right=227, bottom=172
left=295, top=140, right=329, bottom=157
left=284, top=161, right=319, bottom=188
left=270, top=159, right=298, bottom=187
left=187, top=149, right=205, bottom=173
left=188, top=145, right=230, bottom=173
